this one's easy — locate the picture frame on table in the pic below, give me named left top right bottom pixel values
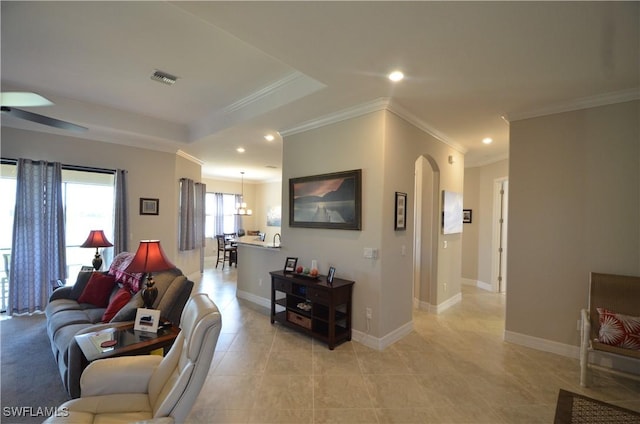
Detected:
left=139, top=198, right=159, bottom=216
left=394, top=192, right=407, bottom=230
left=289, top=169, right=362, bottom=230
left=284, top=257, right=298, bottom=273
left=327, top=266, right=336, bottom=285
left=134, top=308, right=161, bottom=333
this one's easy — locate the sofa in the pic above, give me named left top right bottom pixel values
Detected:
left=45, top=252, right=194, bottom=398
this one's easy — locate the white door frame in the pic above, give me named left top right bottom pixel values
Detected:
left=491, top=177, right=509, bottom=293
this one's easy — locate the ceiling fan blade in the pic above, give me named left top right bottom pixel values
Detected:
left=1, top=106, right=87, bottom=132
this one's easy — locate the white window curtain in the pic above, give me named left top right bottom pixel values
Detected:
left=10, top=159, right=66, bottom=314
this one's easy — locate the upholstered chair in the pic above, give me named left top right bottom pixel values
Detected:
left=44, top=293, right=221, bottom=423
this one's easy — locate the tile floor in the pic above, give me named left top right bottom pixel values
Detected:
left=186, top=265, right=640, bottom=423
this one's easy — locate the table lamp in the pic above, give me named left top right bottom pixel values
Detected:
left=80, top=230, right=113, bottom=270
left=125, top=240, right=175, bottom=309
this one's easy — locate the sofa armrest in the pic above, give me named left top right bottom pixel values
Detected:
left=49, top=286, right=73, bottom=302
left=80, top=355, right=162, bottom=397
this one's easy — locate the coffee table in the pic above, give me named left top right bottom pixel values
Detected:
left=75, top=322, right=179, bottom=362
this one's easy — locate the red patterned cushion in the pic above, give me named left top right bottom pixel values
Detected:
left=78, top=273, right=116, bottom=308
left=597, top=308, right=640, bottom=350
left=108, top=252, right=144, bottom=293
left=101, top=287, right=132, bottom=322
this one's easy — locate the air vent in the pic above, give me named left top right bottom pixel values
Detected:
left=151, top=70, right=177, bottom=86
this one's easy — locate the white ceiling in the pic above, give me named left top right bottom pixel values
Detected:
left=2, top=1, right=638, bottom=182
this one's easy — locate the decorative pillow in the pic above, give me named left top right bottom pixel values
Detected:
left=69, top=270, right=95, bottom=300
left=596, top=308, right=640, bottom=350
left=77, top=273, right=117, bottom=308
left=108, top=252, right=144, bottom=293
left=110, top=291, right=144, bottom=322
left=101, top=287, right=132, bottom=322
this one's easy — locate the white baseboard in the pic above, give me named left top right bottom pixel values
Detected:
left=352, top=320, right=413, bottom=351
left=236, top=290, right=271, bottom=309
left=462, top=278, right=493, bottom=292
left=415, top=292, right=462, bottom=314
left=504, top=330, right=640, bottom=376
left=504, top=330, right=580, bottom=359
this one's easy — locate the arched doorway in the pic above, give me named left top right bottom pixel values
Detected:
left=413, top=155, right=440, bottom=310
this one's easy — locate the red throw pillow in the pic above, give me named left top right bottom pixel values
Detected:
left=77, top=273, right=116, bottom=308
left=597, top=308, right=640, bottom=350
left=101, top=287, right=132, bottom=322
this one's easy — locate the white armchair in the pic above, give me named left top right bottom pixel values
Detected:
left=44, top=293, right=222, bottom=423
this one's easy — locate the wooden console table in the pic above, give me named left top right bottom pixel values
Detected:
left=270, top=270, right=354, bottom=349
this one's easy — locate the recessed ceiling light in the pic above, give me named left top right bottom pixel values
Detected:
left=388, top=71, right=404, bottom=82
left=236, top=147, right=245, bottom=153
left=482, top=137, right=493, bottom=145
left=264, top=134, right=275, bottom=141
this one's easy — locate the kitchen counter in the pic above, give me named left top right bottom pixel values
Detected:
left=234, top=236, right=281, bottom=249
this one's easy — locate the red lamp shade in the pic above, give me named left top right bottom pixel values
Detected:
left=81, top=230, right=113, bottom=270
left=80, top=230, right=113, bottom=248
left=125, top=240, right=175, bottom=273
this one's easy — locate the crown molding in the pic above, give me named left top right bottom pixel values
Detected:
left=224, top=71, right=307, bottom=114
left=504, top=88, right=640, bottom=122
left=280, top=97, right=467, bottom=154
left=280, top=97, right=391, bottom=137
left=176, top=149, right=204, bottom=165
left=386, top=100, right=467, bottom=154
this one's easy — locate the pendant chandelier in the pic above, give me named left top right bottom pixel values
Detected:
left=235, top=171, right=252, bottom=216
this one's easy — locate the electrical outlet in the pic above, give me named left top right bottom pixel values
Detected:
left=258, top=278, right=263, bottom=286
left=366, top=307, right=372, bottom=319
left=443, top=282, right=447, bottom=292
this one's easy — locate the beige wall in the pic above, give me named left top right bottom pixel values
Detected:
left=1, top=127, right=202, bottom=276
left=237, top=109, right=465, bottom=346
left=462, top=159, right=509, bottom=288
left=506, top=100, right=639, bottom=350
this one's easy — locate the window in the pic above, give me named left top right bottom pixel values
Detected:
left=61, top=169, right=115, bottom=282
left=0, top=163, right=115, bottom=286
left=205, top=193, right=238, bottom=238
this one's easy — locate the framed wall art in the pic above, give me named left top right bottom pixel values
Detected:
left=140, top=198, right=159, bottom=216
left=394, top=192, right=407, bottom=230
left=442, top=191, right=463, bottom=234
left=463, top=209, right=473, bottom=224
left=289, top=169, right=362, bottom=230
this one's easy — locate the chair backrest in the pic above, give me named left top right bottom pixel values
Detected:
left=147, top=293, right=222, bottom=422
left=215, top=235, right=226, bottom=250
left=589, top=272, right=640, bottom=340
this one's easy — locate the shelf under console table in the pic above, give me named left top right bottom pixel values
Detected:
left=269, top=270, right=355, bottom=350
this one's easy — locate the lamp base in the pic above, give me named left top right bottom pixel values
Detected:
left=92, top=251, right=103, bottom=271
left=141, top=276, right=158, bottom=309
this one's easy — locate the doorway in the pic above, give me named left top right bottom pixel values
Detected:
left=413, top=155, right=440, bottom=310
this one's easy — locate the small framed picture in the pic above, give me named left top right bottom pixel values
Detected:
left=327, top=266, right=336, bottom=284
left=395, top=192, right=407, bottom=230
left=140, top=198, right=159, bottom=215
left=463, top=209, right=472, bottom=224
left=134, top=308, right=161, bottom=333
left=284, top=257, right=298, bottom=273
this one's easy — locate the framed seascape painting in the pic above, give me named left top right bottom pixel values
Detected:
left=289, top=169, right=362, bottom=230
